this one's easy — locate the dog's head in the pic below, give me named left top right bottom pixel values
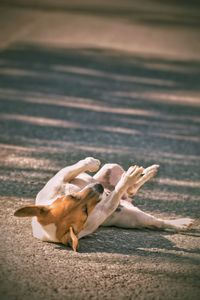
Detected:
left=14, top=183, right=104, bottom=251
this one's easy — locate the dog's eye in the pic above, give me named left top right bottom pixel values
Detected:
left=70, top=194, right=81, bottom=201
left=82, top=205, right=88, bottom=216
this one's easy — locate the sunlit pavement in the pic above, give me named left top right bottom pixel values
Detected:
left=0, top=1, right=200, bottom=299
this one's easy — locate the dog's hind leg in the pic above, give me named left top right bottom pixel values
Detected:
left=36, top=157, right=100, bottom=204
left=103, top=201, right=193, bottom=231
left=93, top=163, right=125, bottom=189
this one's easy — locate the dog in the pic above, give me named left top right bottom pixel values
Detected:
left=14, top=157, right=193, bottom=251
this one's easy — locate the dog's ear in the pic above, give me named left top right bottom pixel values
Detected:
left=14, top=205, right=49, bottom=217
left=61, top=226, right=79, bottom=252
left=69, top=226, right=79, bottom=252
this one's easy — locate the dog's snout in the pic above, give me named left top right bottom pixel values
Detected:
left=93, top=183, right=104, bottom=194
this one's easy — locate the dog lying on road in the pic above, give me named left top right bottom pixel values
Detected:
left=14, top=157, right=193, bottom=251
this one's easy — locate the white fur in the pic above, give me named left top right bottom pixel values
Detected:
left=32, top=157, right=194, bottom=243
left=32, top=217, right=59, bottom=242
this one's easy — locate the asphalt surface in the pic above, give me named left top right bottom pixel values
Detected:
left=0, top=1, right=200, bottom=299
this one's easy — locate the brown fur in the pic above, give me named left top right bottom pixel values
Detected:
left=14, top=186, right=101, bottom=251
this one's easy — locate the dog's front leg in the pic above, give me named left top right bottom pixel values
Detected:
left=79, top=165, right=144, bottom=238
left=36, top=157, right=100, bottom=203
left=127, top=164, right=159, bottom=197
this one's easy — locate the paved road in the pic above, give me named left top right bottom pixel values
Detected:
left=0, top=1, right=200, bottom=299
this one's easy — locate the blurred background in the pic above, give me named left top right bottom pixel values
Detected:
left=0, top=1, right=200, bottom=299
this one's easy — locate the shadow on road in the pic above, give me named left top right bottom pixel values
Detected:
left=0, top=2, right=200, bottom=298
left=55, top=227, right=200, bottom=259
left=0, top=43, right=199, bottom=221
left=1, top=0, right=200, bottom=28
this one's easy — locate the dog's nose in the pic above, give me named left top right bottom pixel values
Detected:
left=93, top=183, right=104, bottom=194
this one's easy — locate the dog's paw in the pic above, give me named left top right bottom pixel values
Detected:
left=142, top=164, right=160, bottom=179
left=84, top=157, right=101, bottom=172
left=124, top=165, right=144, bottom=184
left=166, top=218, right=194, bottom=231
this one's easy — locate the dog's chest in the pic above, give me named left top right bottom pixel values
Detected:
left=65, top=173, right=96, bottom=194
left=32, top=217, right=59, bottom=243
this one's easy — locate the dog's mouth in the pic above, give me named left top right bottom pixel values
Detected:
left=87, top=191, right=103, bottom=204
left=78, top=183, right=104, bottom=205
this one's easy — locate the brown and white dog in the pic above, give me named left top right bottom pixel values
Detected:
left=14, top=157, right=193, bottom=251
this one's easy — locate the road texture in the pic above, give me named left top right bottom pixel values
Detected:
left=0, top=1, right=200, bottom=299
